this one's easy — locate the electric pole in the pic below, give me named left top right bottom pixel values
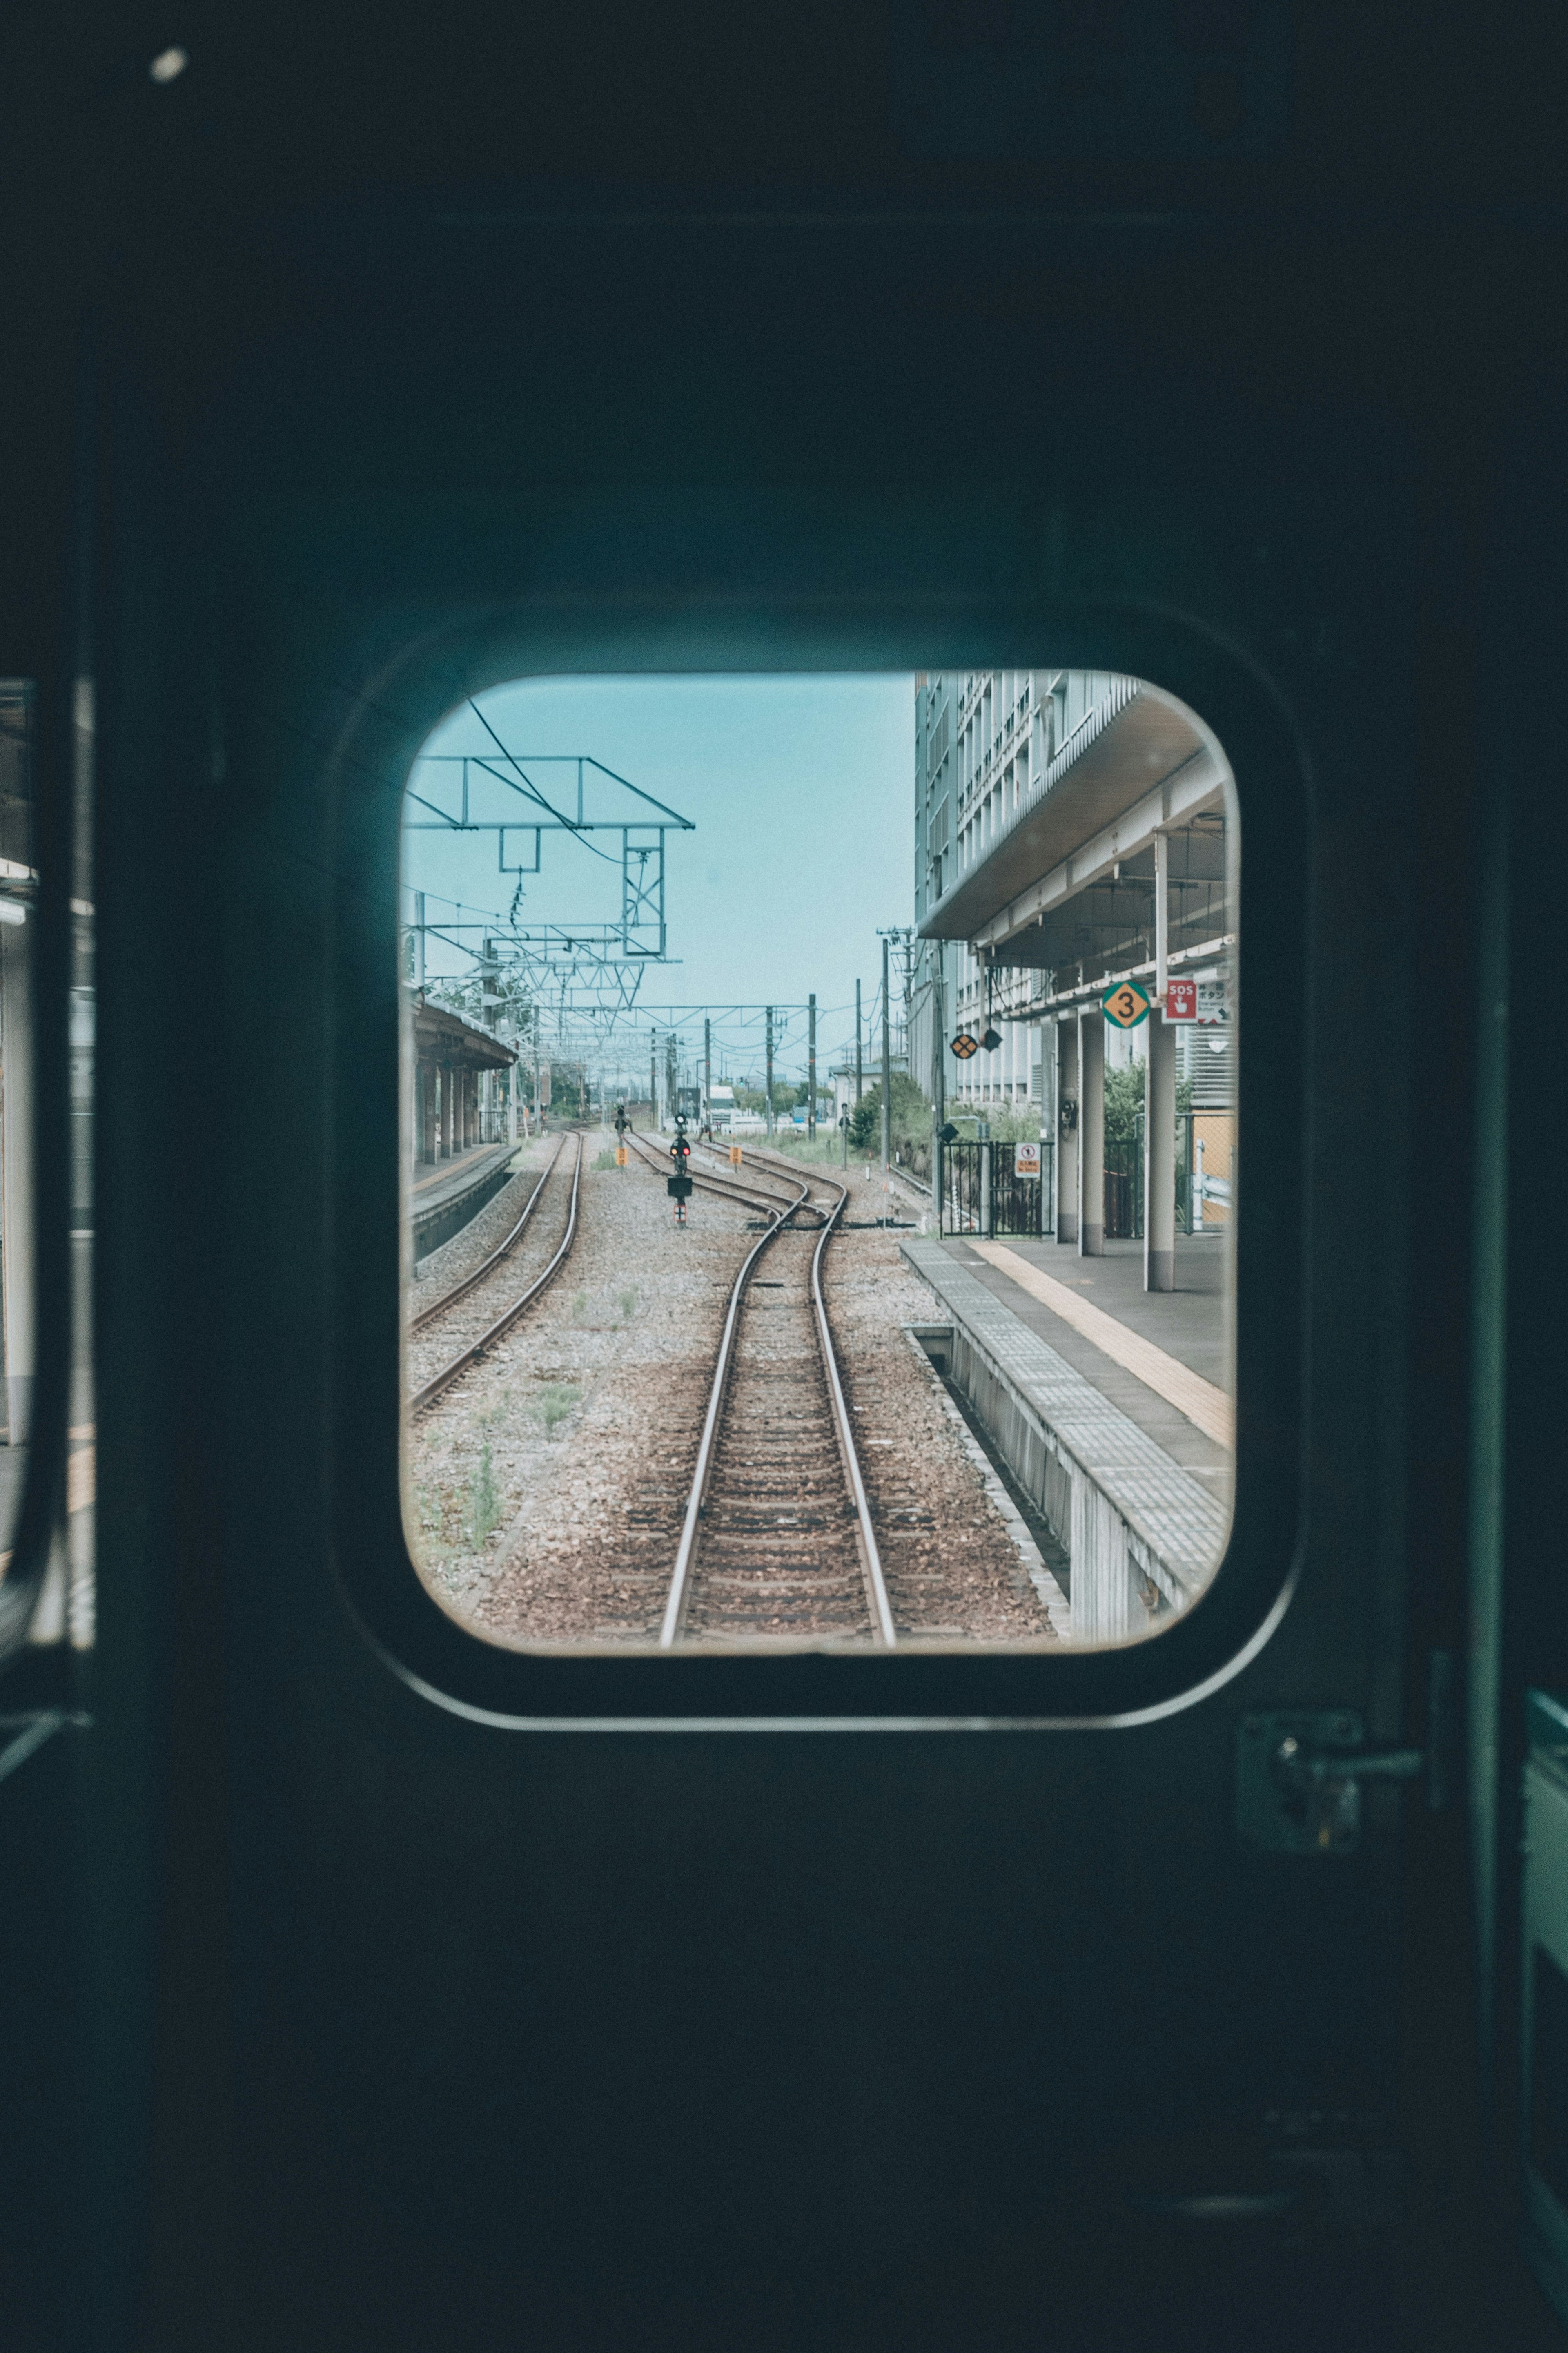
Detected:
left=765, top=1007, right=774, bottom=1138
left=855, top=979, right=863, bottom=1105
left=808, top=994, right=816, bottom=1139
left=931, top=952, right=945, bottom=1228
left=880, top=935, right=892, bottom=1175
left=704, top=1016, right=712, bottom=1132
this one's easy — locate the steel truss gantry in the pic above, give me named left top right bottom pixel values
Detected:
left=403, top=705, right=695, bottom=959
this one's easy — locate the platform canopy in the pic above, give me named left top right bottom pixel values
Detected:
left=410, top=993, right=516, bottom=1071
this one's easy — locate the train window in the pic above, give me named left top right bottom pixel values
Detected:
left=400, top=672, right=1236, bottom=1654
left=0, top=680, right=91, bottom=1656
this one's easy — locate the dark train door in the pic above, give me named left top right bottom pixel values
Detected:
left=0, top=8, right=1564, bottom=2352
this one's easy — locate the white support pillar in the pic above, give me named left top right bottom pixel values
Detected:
left=0, top=914, right=32, bottom=1444
left=1056, top=1018, right=1079, bottom=1247
left=1078, top=1008, right=1105, bottom=1258
left=1145, top=1010, right=1176, bottom=1292
left=1154, top=829, right=1169, bottom=1004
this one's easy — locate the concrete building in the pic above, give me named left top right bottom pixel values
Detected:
left=913, top=669, right=1235, bottom=1287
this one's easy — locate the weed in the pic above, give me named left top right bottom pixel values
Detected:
left=463, top=1442, right=502, bottom=1548
left=617, top=1287, right=637, bottom=1322
left=535, top=1382, right=580, bottom=1439
left=571, top=1289, right=589, bottom=1323
left=593, top=1147, right=620, bottom=1171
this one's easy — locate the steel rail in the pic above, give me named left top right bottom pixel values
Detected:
left=808, top=1176, right=897, bottom=1648
left=408, top=1133, right=566, bottom=1334
left=657, top=1162, right=894, bottom=1651
left=408, top=1133, right=584, bottom=1414
left=686, top=1141, right=828, bottom=1221
left=622, top=1128, right=817, bottom=1224
left=658, top=1171, right=811, bottom=1649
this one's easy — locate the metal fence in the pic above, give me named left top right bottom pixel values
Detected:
left=1103, top=1128, right=1144, bottom=1240
left=940, top=1140, right=1056, bottom=1238
left=942, top=1119, right=1232, bottom=1243
left=1177, top=1111, right=1234, bottom=1233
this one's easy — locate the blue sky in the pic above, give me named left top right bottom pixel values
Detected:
left=404, top=675, right=917, bottom=1090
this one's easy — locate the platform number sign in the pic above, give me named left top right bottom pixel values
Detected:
left=1013, top=1140, right=1042, bottom=1180
left=1101, top=979, right=1152, bottom=1030
left=1164, top=978, right=1197, bottom=1021
left=950, top=1030, right=980, bottom=1059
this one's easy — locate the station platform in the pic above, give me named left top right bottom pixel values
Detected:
left=900, top=1231, right=1232, bottom=1643
left=411, top=1141, right=521, bottom=1262
left=939, top=1233, right=1231, bottom=1483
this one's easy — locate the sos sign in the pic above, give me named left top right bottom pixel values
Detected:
left=1164, top=978, right=1198, bottom=1021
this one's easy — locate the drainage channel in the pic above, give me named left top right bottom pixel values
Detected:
left=902, top=1324, right=1072, bottom=1638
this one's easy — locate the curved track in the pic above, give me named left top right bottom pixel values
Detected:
left=408, top=1133, right=584, bottom=1414
left=409, top=1134, right=567, bottom=1334
left=621, top=1127, right=820, bottom=1225
left=630, top=1136, right=893, bottom=1650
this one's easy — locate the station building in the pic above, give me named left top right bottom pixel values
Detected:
left=912, top=669, right=1235, bottom=1285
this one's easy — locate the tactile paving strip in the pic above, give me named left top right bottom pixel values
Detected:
left=900, top=1239, right=1228, bottom=1597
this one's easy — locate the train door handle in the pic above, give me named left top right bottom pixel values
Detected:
left=1270, top=1736, right=1426, bottom=1791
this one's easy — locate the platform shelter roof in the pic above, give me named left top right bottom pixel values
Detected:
left=409, top=992, right=516, bottom=1071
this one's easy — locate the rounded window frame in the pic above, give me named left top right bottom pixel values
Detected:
left=327, top=606, right=1307, bottom=1731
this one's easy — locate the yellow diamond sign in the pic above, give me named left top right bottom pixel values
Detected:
left=1101, top=978, right=1152, bottom=1030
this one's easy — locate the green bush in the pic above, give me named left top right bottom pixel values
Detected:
left=1103, top=1059, right=1195, bottom=1139
left=535, top=1382, right=580, bottom=1439
left=847, top=1073, right=930, bottom=1155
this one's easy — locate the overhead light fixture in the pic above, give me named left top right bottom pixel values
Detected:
left=148, top=46, right=188, bottom=84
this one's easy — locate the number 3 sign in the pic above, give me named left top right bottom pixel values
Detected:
left=1101, top=979, right=1152, bottom=1030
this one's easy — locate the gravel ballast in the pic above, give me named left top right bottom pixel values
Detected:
left=405, top=1133, right=1058, bottom=1648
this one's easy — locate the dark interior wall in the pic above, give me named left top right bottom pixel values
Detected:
left=3, top=4, right=1566, bottom=2349
left=75, top=215, right=1441, bottom=2353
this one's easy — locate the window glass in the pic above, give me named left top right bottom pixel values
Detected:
left=0, top=680, right=93, bottom=1655
left=402, top=674, right=1236, bottom=1651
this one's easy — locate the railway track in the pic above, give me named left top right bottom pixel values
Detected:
left=626, top=1132, right=894, bottom=1650
left=408, top=1132, right=583, bottom=1414
left=621, top=1126, right=819, bottom=1225
left=409, top=1134, right=567, bottom=1334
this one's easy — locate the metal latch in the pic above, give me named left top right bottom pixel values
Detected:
left=1237, top=1711, right=1426, bottom=1854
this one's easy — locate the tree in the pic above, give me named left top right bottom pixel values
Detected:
left=1103, top=1058, right=1194, bottom=1140
left=848, top=1073, right=929, bottom=1154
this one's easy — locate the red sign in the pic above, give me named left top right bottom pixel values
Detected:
left=1164, top=978, right=1197, bottom=1021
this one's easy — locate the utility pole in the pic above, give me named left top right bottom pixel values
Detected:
left=931, top=950, right=945, bottom=1227
left=650, top=1034, right=658, bottom=1128
left=880, top=935, right=892, bottom=1175
left=808, top=994, right=817, bottom=1139
left=855, top=979, right=863, bottom=1105
left=704, top=1015, right=712, bottom=1132
left=765, top=1007, right=775, bottom=1138
left=414, top=890, right=425, bottom=989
